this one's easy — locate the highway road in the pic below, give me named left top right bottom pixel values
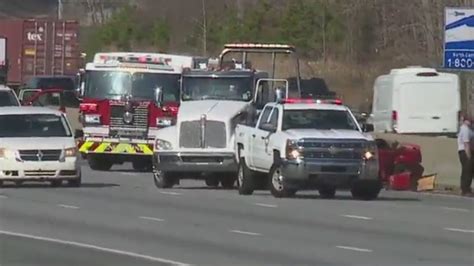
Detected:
left=0, top=161, right=473, bottom=266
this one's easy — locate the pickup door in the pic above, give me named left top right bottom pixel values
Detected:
left=251, top=106, right=280, bottom=171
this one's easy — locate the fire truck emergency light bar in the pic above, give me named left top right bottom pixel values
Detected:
left=224, top=43, right=296, bottom=50
left=93, top=53, right=175, bottom=70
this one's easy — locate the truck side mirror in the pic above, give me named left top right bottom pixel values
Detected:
left=362, top=123, right=374, bottom=133
left=154, top=87, right=164, bottom=107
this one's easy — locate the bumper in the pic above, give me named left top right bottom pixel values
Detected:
left=154, top=152, right=238, bottom=173
left=280, top=158, right=379, bottom=187
left=0, top=159, right=80, bottom=181
left=78, top=138, right=154, bottom=156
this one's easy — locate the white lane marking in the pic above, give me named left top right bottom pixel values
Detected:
left=139, top=216, right=165, bottom=222
left=159, top=191, right=182, bottom=196
left=0, top=230, right=191, bottom=266
left=336, top=245, right=373, bottom=253
left=0, top=195, right=8, bottom=199
left=57, top=204, right=80, bottom=209
left=441, top=207, right=471, bottom=213
left=255, top=203, right=278, bottom=208
left=341, top=214, right=373, bottom=220
left=120, top=172, right=139, bottom=176
left=229, top=230, right=262, bottom=236
left=444, top=228, right=474, bottom=233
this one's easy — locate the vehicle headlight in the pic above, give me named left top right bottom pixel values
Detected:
left=0, top=148, right=17, bottom=160
left=363, top=142, right=378, bottom=160
left=64, top=147, right=77, bottom=157
left=84, top=114, right=101, bottom=124
left=155, top=139, right=173, bottom=150
left=285, top=139, right=302, bottom=160
left=156, top=117, right=174, bottom=127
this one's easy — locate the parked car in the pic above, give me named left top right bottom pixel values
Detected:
left=0, top=85, right=20, bottom=106
left=21, top=88, right=80, bottom=112
left=0, top=107, right=81, bottom=187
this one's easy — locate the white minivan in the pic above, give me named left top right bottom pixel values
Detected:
left=370, top=66, right=460, bottom=134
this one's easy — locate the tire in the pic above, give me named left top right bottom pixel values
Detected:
left=88, top=156, right=113, bottom=171
left=220, top=175, right=236, bottom=189
left=351, top=182, right=381, bottom=201
left=318, top=186, right=336, bottom=199
left=205, top=175, right=219, bottom=187
left=153, top=170, right=175, bottom=189
left=0, top=180, right=4, bottom=188
left=50, top=180, right=62, bottom=187
left=237, top=158, right=255, bottom=195
left=67, top=175, right=82, bottom=188
left=269, top=165, right=296, bottom=198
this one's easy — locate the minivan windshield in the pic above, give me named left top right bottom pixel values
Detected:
left=0, top=91, right=20, bottom=106
left=282, top=109, right=359, bottom=131
left=0, top=114, right=72, bottom=137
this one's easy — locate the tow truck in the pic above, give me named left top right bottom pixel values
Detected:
left=234, top=97, right=381, bottom=200
left=77, top=52, right=195, bottom=171
left=152, top=43, right=302, bottom=189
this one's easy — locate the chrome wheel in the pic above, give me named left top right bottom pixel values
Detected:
left=271, top=167, right=284, bottom=192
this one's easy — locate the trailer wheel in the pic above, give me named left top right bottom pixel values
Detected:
left=88, top=156, right=113, bottom=171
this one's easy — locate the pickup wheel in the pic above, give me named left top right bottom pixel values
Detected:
left=351, top=181, right=381, bottom=201
left=269, top=165, right=296, bottom=198
left=237, top=158, right=255, bottom=195
left=153, top=170, right=175, bottom=189
left=88, top=156, right=113, bottom=171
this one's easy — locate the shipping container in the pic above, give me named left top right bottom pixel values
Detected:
left=0, top=19, right=81, bottom=88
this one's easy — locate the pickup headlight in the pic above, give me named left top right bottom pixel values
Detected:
left=155, top=139, right=173, bottom=150
left=285, top=139, right=302, bottom=160
left=84, top=114, right=101, bottom=124
left=0, top=148, right=18, bottom=160
left=363, top=141, right=378, bottom=160
left=156, top=117, right=174, bottom=127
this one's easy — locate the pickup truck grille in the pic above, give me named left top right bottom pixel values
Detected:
left=298, top=139, right=366, bottom=160
left=179, top=120, right=226, bottom=148
left=109, top=104, right=149, bottom=138
left=19, top=149, right=62, bottom=161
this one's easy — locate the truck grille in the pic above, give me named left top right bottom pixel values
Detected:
left=19, top=150, right=62, bottom=161
left=109, top=104, right=149, bottom=138
left=179, top=120, right=226, bottom=148
left=298, top=139, right=366, bottom=160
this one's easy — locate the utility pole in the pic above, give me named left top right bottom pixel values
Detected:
left=202, top=0, right=207, bottom=56
left=57, top=0, right=63, bottom=20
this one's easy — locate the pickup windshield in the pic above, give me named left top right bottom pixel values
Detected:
left=0, top=114, right=72, bottom=138
left=282, top=109, right=359, bottom=131
left=84, top=71, right=180, bottom=101
left=0, top=91, right=19, bottom=106
left=181, top=77, right=253, bottom=101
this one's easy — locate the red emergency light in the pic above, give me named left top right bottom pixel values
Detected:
left=80, top=103, right=98, bottom=112
left=280, top=98, right=343, bottom=105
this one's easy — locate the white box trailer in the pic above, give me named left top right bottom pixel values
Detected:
left=371, top=66, right=461, bottom=134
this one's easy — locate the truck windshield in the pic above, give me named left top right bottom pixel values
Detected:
left=282, top=109, right=359, bottom=131
left=0, top=114, right=72, bottom=138
left=181, top=77, right=253, bottom=102
left=84, top=71, right=180, bottom=101
left=0, top=91, right=20, bottom=106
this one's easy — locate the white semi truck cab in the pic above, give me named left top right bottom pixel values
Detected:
left=234, top=98, right=382, bottom=200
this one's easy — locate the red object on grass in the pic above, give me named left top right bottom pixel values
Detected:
left=389, top=172, right=411, bottom=191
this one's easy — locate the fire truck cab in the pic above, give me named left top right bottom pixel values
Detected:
left=78, top=52, right=195, bottom=171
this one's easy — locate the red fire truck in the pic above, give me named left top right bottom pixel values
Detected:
left=77, top=52, right=195, bottom=171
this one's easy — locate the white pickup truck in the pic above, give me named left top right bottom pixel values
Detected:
left=235, top=99, right=381, bottom=200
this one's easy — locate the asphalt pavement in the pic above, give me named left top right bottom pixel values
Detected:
left=0, top=161, right=473, bottom=266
